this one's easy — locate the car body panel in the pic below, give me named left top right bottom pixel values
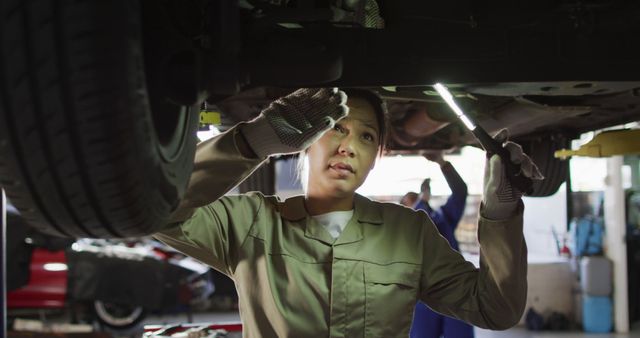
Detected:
left=7, top=249, right=68, bottom=309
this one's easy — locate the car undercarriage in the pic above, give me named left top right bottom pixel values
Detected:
left=1, top=0, right=639, bottom=236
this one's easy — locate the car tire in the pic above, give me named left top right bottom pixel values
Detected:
left=520, top=133, right=570, bottom=197
left=0, top=0, right=199, bottom=237
left=93, top=300, right=146, bottom=330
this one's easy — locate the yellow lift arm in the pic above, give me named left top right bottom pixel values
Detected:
left=555, top=129, right=640, bottom=159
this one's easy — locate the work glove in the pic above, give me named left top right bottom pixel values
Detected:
left=240, top=88, right=349, bottom=158
left=482, top=129, right=544, bottom=220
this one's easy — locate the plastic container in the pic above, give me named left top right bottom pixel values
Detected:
left=580, top=256, right=612, bottom=296
left=582, top=295, right=612, bottom=333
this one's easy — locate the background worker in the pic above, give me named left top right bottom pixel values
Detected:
left=410, top=152, right=473, bottom=338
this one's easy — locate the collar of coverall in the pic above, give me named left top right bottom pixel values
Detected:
left=280, top=193, right=383, bottom=225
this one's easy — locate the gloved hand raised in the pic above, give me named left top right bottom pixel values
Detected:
left=482, top=129, right=544, bottom=220
left=240, top=88, right=349, bottom=158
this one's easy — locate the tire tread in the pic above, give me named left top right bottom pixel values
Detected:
left=0, top=0, right=198, bottom=238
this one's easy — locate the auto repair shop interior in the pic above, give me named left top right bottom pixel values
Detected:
left=2, top=1, right=640, bottom=338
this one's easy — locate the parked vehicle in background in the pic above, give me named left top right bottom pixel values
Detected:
left=6, top=203, right=214, bottom=330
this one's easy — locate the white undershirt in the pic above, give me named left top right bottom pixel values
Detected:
left=311, top=210, right=354, bottom=239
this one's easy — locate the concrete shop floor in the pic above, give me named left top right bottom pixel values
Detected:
left=10, top=309, right=640, bottom=338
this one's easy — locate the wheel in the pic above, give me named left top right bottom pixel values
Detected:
left=93, top=300, right=146, bottom=330
left=0, top=0, right=199, bottom=237
left=519, top=133, right=570, bottom=197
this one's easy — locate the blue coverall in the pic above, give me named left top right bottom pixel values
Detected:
left=410, top=161, right=473, bottom=338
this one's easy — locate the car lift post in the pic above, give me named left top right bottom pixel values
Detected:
left=1, top=189, right=7, bottom=336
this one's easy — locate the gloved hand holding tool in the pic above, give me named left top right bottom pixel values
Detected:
left=433, top=83, right=544, bottom=219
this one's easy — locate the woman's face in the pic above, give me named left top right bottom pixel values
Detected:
left=306, top=97, right=380, bottom=198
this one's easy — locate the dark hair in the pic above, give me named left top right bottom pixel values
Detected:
left=342, top=88, right=388, bottom=156
left=400, top=191, right=419, bottom=205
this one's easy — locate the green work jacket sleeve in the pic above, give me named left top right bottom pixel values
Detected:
left=419, top=203, right=527, bottom=330
left=154, top=125, right=265, bottom=275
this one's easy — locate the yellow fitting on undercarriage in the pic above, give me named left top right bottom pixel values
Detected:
left=199, top=110, right=221, bottom=126
left=554, top=129, right=640, bottom=159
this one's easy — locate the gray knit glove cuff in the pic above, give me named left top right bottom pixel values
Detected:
left=240, top=88, right=348, bottom=158
left=482, top=129, right=544, bottom=220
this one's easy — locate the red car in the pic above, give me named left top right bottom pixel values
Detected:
left=6, top=206, right=214, bottom=330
